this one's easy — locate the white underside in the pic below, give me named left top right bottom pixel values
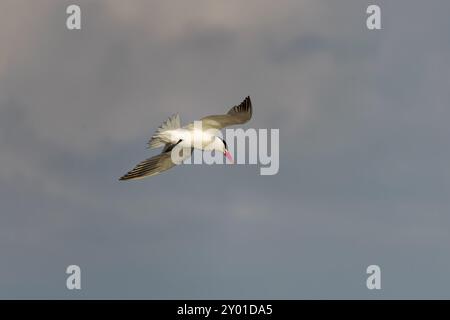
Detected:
left=159, top=128, right=218, bottom=151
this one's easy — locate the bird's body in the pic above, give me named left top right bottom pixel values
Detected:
left=157, top=128, right=218, bottom=150
left=119, top=96, right=252, bottom=181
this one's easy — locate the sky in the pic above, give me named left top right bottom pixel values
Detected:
left=1, top=0, right=450, bottom=299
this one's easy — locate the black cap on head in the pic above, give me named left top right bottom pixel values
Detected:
left=218, top=137, right=228, bottom=149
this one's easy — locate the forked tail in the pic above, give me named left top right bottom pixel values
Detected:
left=147, top=113, right=181, bottom=149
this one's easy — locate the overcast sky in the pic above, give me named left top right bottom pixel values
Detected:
left=1, top=0, right=450, bottom=298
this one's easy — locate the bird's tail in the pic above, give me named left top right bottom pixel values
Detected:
left=147, top=113, right=181, bottom=149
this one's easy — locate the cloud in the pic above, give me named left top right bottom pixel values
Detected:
left=1, top=0, right=450, bottom=298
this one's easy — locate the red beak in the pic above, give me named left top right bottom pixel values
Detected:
left=224, top=150, right=234, bottom=163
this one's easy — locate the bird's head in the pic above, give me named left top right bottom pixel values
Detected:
left=217, top=137, right=233, bottom=163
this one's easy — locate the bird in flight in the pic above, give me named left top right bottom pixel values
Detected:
left=119, top=96, right=253, bottom=181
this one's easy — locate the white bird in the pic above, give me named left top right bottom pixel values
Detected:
left=119, top=96, right=252, bottom=181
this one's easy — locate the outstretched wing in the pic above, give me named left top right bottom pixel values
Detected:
left=199, top=96, right=252, bottom=130
left=119, top=145, right=192, bottom=181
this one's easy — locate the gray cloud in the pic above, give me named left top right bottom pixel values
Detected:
left=1, top=0, right=450, bottom=298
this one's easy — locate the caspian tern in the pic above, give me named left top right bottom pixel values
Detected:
left=119, top=96, right=252, bottom=181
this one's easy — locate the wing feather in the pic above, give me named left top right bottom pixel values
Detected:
left=199, top=96, right=252, bottom=130
left=119, top=146, right=192, bottom=181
